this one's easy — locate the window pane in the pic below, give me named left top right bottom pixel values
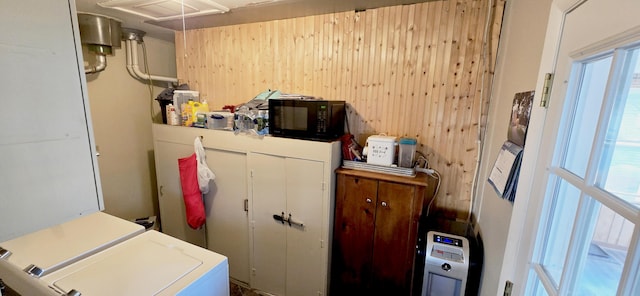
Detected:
left=540, top=177, right=581, bottom=287
left=574, top=201, right=632, bottom=296
left=563, top=56, right=613, bottom=178
left=596, top=48, right=640, bottom=208
left=527, top=271, right=551, bottom=296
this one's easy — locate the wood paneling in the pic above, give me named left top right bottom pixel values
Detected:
left=175, top=0, right=505, bottom=218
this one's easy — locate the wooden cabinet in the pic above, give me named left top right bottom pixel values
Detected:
left=152, top=124, right=341, bottom=295
left=331, top=168, right=438, bottom=295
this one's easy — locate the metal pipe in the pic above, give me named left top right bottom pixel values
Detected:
left=84, top=54, right=107, bottom=74
left=124, top=39, right=178, bottom=84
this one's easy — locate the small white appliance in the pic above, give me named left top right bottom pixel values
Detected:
left=365, top=135, right=397, bottom=166
left=422, top=231, right=470, bottom=296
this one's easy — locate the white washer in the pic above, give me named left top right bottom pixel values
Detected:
left=41, top=230, right=229, bottom=296
left=0, top=212, right=229, bottom=296
left=422, top=231, right=470, bottom=296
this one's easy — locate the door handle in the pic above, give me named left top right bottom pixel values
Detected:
left=287, top=213, right=304, bottom=228
left=273, top=212, right=286, bottom=224
left=381, top=201, right=388, bottom=207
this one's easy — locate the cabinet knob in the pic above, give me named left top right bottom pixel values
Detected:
left=366, top=198, right=372, bottom=203
left=381, top=201, right=388, bottom=207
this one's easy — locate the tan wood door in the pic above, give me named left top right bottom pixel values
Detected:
left=332, top=174, right=378, bottom=292
left=371, top=180, right=417, bottom=294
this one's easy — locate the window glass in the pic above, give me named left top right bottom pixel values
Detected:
left=596, top=48, right=640, bottom=208
left=540, top=177, right=581, bottom=287
left=526, top=271, right=551, bottom=296
left=573, top=201, right=632, bottom=296
left=562, top=56, right=612, bottom=178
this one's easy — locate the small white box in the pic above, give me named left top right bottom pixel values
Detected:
left=366, top=135, right=397, bottom=166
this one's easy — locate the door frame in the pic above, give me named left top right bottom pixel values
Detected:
left=498, top=0, right=587, bottom=294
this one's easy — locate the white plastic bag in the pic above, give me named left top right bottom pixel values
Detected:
left=194, top=137, right=215, bottom=194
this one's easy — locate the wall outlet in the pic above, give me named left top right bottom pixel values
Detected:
left=504, top=281, right=514, bottom=296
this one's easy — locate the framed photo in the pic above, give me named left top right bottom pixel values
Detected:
left=508, top=91, right=535, bottom=147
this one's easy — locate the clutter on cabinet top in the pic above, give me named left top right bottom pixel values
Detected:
left=364, top=135, right=397, bottom=166
left=155, top=84, right=190, bottom=124
left=232, top=89, right=324, bottom=137
left=160, top=88, right=339, bottom=141
left=340, top=134, right=420, bottom=177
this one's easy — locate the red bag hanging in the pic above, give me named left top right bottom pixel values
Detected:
left=178, top=153, right=206, bottom=229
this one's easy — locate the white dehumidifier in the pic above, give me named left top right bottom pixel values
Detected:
left=421, top=231, right=470, bottom=296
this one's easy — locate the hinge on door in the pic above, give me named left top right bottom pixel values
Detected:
left=503, top=280, right=513, bottom=296
left=322, top=182, right=326, bottom=192
left=540, top=73, right=554, bottom=108
left=244, top=199, right=249, bottom=212
left=250, top=169, right=254, bottom=178
left=320, top=239, right=324, bottom=248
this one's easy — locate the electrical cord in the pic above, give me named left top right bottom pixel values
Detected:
left=414, top=155, right=441, bottom=217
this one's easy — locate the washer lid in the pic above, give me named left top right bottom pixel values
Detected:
left=0, top=212, right=144, bottom=276
left=42, top=230, right=227, bottom=296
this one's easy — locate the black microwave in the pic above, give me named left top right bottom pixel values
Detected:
left=269, top=99, right=346, bottom=141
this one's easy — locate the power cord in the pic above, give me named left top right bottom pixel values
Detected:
left=414, top=155, right=441, bottom=216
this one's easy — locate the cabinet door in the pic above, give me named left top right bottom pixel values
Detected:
left=154, top=140, right=206, bottom=247
left=284, top=157, right=324, bottom=295
left=371, top=180, right=417, bottom=294
left=251, top=153, right=325, bottom=295
left=332, top=174, right=379, bottom=292
left=250, top=153, right=287, bottom=295
left=204, top=149, right=249, bottom=284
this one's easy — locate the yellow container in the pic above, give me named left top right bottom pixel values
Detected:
left=192, top=101, right=209, bottom=118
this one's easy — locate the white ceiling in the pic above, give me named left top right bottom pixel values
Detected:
left=75, top=0, right=433, bottom=42
left=76, top=0, right=265, bottom=41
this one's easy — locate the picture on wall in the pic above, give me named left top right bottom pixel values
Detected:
left=508, top=91, right=535, bottom=147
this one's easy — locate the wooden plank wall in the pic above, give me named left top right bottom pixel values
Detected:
left=175, top=0, right=506, bottom=219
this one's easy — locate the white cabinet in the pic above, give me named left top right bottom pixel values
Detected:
left=152, top=124, right=340, bottom=295
left=204, top=148, right=250, bottom=284
left=152, top=126, right=249, bottom=283
left=250, top=154, right=325, bottom=295
left=0, top=0, right=103, bottom=242
left=154, top=140, right=207, bottom=247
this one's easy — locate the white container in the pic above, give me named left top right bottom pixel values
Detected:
left=173, top=90, right=200, bottom=124
left=166, top=104, right=179, bottom=126
left=398, top=137, right=417, bottom=168
left=365, top=135, right=397, bottom=166
left=206, top=112, right=234, bottom=130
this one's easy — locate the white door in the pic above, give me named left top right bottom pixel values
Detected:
left=154, top=140, right=206, bottom=247
left=250, top=153, right=325, bottom=295
left=204, top=148, right=250, bottom=284
left=250, top=153, right=287, bottom=295
left=284, top=157, right=324, bottom=296
left=511, top=0, right=640, bottom=295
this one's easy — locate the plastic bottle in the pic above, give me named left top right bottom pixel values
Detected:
left=166, top=104, right=179, bottom=126
left=182, top=100, right=194, bottom=126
